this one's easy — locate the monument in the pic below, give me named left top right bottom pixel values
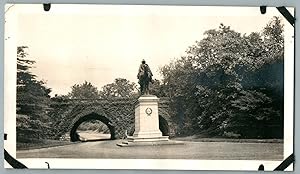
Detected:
left=128, top=95, right=169, bottom=142
left=117, top=60, right=170, bottom=146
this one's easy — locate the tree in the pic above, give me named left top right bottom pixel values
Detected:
left=99, top=78, right=137, bottom=98
left=68, top=81, right=100, bottom=99
left=148, top=79, right=167, bottom=97
left=17, top=46, right=52, bottom=140
left=227, top=90, right=281, bottom=138
left=160, top=17, right=284, bottom=138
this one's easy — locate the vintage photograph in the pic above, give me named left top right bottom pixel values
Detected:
left=4, top=4, right=294, bottom=170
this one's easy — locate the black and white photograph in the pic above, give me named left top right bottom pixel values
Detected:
left=4, top=4, right=294, bottom=170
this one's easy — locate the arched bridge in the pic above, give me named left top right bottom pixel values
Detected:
left=49, top=97, right=174, bottom=142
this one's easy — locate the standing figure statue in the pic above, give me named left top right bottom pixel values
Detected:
left=137, top=59, right=153, bottom=95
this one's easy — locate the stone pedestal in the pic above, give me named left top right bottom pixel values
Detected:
left=133, top=95, right=162, bottom=136
left=130, top=95, right=169, bottom=142
left=120, top=95, right=169, bottom=146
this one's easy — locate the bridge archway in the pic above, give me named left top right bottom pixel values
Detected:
left=70, top=112, right=115, bottom=142
left=159, top=115, right=170, bottom=136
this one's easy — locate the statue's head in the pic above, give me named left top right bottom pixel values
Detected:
left=142, top=59, right=146, bottom=64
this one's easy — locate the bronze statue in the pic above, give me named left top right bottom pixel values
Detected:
left=137, top=59, right=153, bottom=95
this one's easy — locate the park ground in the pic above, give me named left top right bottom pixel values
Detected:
left=17, top=131, right=283, bottom=160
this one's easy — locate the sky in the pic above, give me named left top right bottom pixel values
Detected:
left=5, top=4, right=292, bottom=96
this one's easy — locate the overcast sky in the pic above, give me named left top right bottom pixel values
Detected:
left=5, top=4, right=292, bottom=96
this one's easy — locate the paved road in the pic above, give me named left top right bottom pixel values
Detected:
left=77, top=131, right=111, bottom=141
left=17, top=139, right=283, bottom=160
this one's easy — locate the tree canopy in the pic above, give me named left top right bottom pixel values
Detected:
left=68, top=81, right=100, bottom=99
left=66, top=78, right=137, bottom=99
left=99, top=78, right=137, bottom=98
left=159, top=17, right=284, bottom=138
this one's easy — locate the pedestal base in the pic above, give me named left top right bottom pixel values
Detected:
left=116, top=137, right=184, bottom=147
left=128, top=135, right=169, bottom=142
left=133, top=130, right=163, bottom=138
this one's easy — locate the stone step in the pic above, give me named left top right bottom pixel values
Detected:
left=116, top=142, right=129, bottom=147
left=127, top=135, right=169, bottom=142
left=116, top=140, right=184, bottom=147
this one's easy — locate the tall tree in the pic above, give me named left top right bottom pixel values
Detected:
left=17, top=46, right=52, bottom=140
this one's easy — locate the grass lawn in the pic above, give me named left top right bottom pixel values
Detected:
left=17, top=135, right=283, bottom=151
left=17, top=138, right=77, bottom=150
left=174, top=136, right=283, bottom=143
left=17, top=138, right=283, bottom=160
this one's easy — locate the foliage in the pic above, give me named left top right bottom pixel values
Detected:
left=99, top=78, right=137, bottom=98
left=51, top=94, right=70, bottom=102
left=68, top=81, right=100, bottom=99
left=160, top=17, right=284, bottom=138
left=17, top=46, right=52, bottom=140
left=78, top=120, right=110, bottom=133
left=67, top=78, right=137, bottom=99
left=148, top=79, right=167, bottom=97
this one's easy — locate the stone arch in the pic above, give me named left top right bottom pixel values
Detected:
left=70, top=112, right=116, bottom=142
left=159, top=115, right=169, bottom=136
left=158, top=107, right=174, bottom=136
